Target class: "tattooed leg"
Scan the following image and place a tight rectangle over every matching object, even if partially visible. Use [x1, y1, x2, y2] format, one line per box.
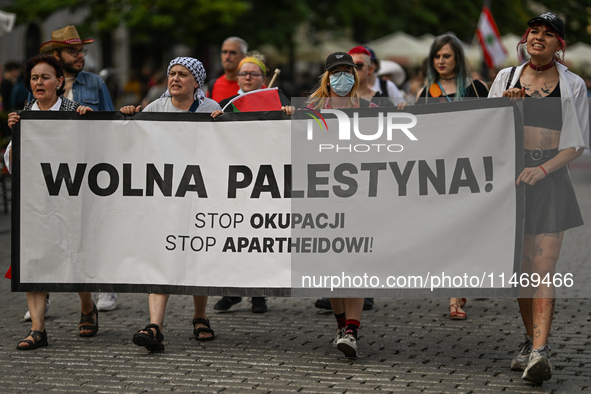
[531, 232, 563, 348]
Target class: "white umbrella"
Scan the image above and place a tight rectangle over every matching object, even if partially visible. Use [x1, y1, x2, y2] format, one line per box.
[0, 10, 16, 36]
[376, 60, 406, 86]
[566, 42, 591, 74]
[365, 31, 429, 66]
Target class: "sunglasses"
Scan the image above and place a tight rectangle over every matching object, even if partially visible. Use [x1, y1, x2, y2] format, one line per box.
[355, 62, 367, 70]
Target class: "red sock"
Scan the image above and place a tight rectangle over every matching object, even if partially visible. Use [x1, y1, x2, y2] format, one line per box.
[345, 319, 360, 339]
[334, 312, 346, 329]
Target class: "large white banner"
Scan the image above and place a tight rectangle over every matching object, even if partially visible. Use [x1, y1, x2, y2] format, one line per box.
[12, 101, 523, 297]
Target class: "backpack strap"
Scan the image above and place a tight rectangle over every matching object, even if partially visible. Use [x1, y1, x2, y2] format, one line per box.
[505, 67, 516, 91]
[207, 78, 217, 99]
[379, 79, 389, 97]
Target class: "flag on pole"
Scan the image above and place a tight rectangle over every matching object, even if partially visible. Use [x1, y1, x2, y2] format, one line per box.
[477, 7, 507, 68]
[222, 88, 282, 113]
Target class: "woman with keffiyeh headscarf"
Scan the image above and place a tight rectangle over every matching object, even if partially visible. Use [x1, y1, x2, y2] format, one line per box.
[121, 57, 220, 114]
[120, 57, 219, 351]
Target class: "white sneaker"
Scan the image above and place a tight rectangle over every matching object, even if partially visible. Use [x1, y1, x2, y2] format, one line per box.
[336, 333, 358, 358]
[332, 327, 346, 348]
[97, 293, 118, 311]
[24, 298, 50, 321]
[522, 345, 552, 384]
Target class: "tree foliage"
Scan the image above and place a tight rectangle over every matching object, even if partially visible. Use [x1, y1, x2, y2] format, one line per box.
[7, 0, 591, 60]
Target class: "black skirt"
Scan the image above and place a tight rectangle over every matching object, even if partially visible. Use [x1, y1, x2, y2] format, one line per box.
[523, 149, 584, 234]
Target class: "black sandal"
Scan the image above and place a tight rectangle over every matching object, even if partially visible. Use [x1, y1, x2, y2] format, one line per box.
[17, 329, 48, 350]
[193, 318, 215, 342]
[132, 323, 164, 351]
[79, 303, 99, 337]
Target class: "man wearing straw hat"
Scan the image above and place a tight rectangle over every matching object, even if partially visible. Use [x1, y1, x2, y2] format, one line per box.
[38, 25, 114, 112]
[35, 25, 117, 314]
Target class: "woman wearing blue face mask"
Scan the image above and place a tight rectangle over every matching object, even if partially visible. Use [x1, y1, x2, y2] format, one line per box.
[306, 52, 377, 360]
[307, 52, 378, 110]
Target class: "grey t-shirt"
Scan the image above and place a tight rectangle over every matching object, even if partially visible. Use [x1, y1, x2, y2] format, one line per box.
[143, 96, 221, 113]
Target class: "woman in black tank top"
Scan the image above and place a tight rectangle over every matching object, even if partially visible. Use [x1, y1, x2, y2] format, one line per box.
[490, 12, 586, 384]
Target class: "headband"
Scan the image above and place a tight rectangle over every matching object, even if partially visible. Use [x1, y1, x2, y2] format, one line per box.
[238, 57, 267, 75]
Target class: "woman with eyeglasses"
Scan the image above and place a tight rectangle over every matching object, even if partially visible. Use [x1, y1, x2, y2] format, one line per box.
[488, 13, 587, 384]
[4, 55, 93, 350]
[416, 33, 488, 105]
[210, 53, 291, 119]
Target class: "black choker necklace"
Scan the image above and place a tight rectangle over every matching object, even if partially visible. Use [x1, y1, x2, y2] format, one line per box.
[529, 60, 555, 73]
[440, 76, 455, 81]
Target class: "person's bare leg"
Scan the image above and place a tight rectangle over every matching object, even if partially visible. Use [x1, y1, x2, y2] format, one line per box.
[530, 232, 562, 349]
[136, 294, 170, 336]
[329, 298, 345, 315]
[192, 295, 212, 339]
[18, 292, 48, 347]
[344, 298, 363, 321]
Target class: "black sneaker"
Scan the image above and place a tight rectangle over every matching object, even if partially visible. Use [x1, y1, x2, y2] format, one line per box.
[314, 298, 332, 310]
[213, 296, 242, 311]
[363, 298, 374, 311]
[251, 297, 268, 313]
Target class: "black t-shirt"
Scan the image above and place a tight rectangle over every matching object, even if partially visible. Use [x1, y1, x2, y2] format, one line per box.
[415, 79, 489, 105]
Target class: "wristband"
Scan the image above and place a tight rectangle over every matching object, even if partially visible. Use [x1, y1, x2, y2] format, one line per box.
[539, 165, 547, 177]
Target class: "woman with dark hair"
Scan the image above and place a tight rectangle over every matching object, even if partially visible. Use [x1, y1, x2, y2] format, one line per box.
[416, 33, 488, 104]
[121, 57, 220, 351]
[489, 13, 588, 384]
[4, 54, 94, 350]
[417, 33, 489, 320]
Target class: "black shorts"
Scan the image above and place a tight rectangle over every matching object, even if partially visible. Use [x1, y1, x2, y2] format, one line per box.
[523, 149, 584, 234]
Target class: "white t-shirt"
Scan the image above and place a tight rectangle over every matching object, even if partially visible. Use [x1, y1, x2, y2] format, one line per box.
[371, 78, 405, 105]
[143, 97, 221, 113]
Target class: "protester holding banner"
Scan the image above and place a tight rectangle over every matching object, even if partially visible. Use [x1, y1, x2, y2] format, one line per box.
[4, 55, 94, 350]
[211, 52, 291, 119]
[414, 33, 489, 319]
[415, 33, 488, 104]
[121, 57, 217, 351]
[122, 57, 220, 115]
[210, 53, 290, 313]
[305, 52, 378, 358]
[488, 12, 588, 385]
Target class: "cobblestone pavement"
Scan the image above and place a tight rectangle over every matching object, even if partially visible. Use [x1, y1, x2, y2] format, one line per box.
[1, 156, 590, 393]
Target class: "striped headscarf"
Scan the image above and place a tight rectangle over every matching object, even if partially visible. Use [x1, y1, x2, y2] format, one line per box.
[161, 57, 206, 104]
